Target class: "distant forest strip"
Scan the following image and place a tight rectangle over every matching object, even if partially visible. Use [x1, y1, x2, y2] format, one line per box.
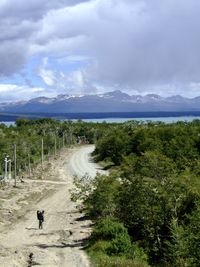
[0, 118, 110, 178]
[73, 119, 200, 267]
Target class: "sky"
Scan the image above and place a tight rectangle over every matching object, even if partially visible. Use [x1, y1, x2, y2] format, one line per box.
[1, 0, 200, 101]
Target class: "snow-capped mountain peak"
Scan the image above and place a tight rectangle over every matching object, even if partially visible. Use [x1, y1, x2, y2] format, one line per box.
[0, 90, 200, 113]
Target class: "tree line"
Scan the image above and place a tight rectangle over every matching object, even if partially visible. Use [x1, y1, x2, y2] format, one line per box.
[0, 118, 110, 180]
[74, 119, 200, 266]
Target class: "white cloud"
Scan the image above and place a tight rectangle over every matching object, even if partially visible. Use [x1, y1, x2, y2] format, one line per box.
[57, 55, 91, 64]
[31, 0, 200, 96]
[1, 0, 200, 97]
[67, 70, 85, 88]
[38, 57, 57, 87]
[0, 84, 45, 101]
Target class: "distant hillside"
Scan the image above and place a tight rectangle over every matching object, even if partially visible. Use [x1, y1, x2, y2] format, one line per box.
[1, 90, 200, 113]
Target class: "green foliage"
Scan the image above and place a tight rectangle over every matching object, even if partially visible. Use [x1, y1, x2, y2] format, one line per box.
[87, 218, 149, 265]
[88, 251, 149, 267]
[95, 130, 129, 165]
[84, 175, 120, 218]
[0, 118, 114, 177]
[106, 233, 132, 255]
[91, 218, 129, 242]
[167, 218, 189, 267]
[180, 203, 200, 266]
[73, 119, 200, 266]
[129, 243, 148, 262]
[89, 240, 111, 254]
[70, 174, 94, 203]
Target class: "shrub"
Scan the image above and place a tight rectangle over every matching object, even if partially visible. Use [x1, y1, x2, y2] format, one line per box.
[89, 240, 111, 254]
[107, 233, 132, 255]
[128, 243, 148, 262]
[91, 218, 128, 242]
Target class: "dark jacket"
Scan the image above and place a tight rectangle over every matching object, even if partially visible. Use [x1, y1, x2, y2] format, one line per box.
[37, 211, 44, 221]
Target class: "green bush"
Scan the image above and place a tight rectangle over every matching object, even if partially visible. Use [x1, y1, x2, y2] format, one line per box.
[128, 243, 148, 262]
[89, 240, 111, 254]
[91, 218, 128, 242]
[88, 218, 148, 261]
[107, 233, 132, 255]
[85, 176, 120, 218]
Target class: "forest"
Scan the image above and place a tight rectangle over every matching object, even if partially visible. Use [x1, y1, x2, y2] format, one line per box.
[1, 118, 200, 266]
[0, 118, 108, 179]
[73, 119, 200, 267]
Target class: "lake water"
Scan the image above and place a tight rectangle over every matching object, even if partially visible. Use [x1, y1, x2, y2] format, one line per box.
[75, 116, 200, 123]
[1, 116, 200, 125]
[1, 121, 15, 126]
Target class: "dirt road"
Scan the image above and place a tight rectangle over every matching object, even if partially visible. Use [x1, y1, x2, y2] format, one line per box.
[0, 145, 102, 267]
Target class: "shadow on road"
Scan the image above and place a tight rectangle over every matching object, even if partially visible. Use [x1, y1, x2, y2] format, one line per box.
[75, 215, 90, 222]
[35, 237, 89, 249]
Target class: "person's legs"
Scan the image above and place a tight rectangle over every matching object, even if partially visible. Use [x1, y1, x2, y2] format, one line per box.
[39, 220, 43, 229]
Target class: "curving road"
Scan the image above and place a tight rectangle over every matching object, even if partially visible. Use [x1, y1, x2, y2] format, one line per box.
[68, 145, 106, 178]
[0, 145, 105, 267]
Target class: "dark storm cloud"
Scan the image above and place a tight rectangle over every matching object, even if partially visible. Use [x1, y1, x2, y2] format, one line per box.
[0, 0, 89, 20]
[90, 0, 200, 87]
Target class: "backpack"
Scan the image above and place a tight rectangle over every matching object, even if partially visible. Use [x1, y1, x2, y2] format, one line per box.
[37, 211, 44, 221]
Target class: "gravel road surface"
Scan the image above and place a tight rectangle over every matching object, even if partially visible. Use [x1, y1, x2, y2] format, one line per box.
[0, 145, 102, 267]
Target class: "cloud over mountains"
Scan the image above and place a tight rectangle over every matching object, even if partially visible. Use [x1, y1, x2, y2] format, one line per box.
[1, 0, 200, 99]
[2, 90, 200, 113]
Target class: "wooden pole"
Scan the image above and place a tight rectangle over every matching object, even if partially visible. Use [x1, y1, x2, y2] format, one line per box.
[4, 156, 7, 180]
[41, 138, 44, 169]
[63, 133, 65, 148]
[14, 145, 17, 187]
[28, 153, 31, 178]
[54, 137, 57, 157]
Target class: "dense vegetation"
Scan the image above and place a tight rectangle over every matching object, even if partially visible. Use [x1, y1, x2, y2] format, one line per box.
[2, 118, 200, 266]
[0, 118, 109, 179]
[74, 120, 200, 266]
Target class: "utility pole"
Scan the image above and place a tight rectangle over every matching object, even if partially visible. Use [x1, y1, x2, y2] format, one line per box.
[8, 159, 11, 179]
[41, 138, 44, 169]
[70, 128, 73, 145]
[58, 139, 60, 150]
[68, 128, 72, 145]
[54, 136, 57, 157]
[58, 139, 61, 155]
[4, 155, 8, 180]
[48, 147, 50, 161]
[28, 152, 31, 178]
[14, 145, 17, 186]
[63, 132, 65, 148]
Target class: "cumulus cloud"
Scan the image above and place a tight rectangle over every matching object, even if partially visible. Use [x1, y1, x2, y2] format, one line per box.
[0, 84, 45, 101]
[30, 0, 200, 92]
[65, 69, 98, 94]
[38, 57, 57, 87]
[1, 0, 200, 97]
[36, 56, 89, 96]
[0, 0, 90, 77]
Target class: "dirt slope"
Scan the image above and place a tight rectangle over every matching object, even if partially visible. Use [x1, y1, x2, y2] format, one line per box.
[0, 145, 102, 267]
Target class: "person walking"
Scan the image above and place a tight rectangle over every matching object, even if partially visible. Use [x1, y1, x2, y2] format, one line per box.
[37, 210, 44, 229]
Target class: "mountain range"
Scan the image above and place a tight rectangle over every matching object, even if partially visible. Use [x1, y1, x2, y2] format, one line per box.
[1, 90, 200, 113]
